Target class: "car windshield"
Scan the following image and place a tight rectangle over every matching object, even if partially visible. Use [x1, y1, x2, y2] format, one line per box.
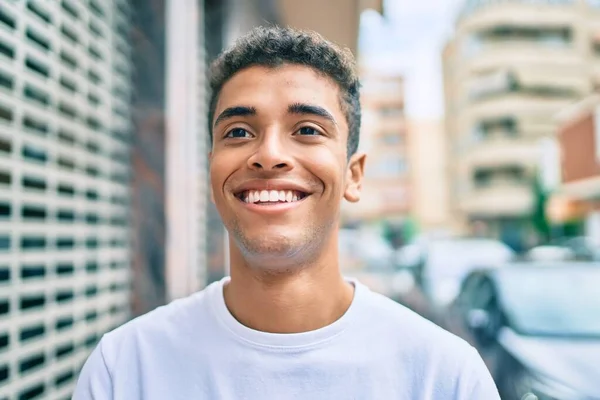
[498, 267, 600, 337]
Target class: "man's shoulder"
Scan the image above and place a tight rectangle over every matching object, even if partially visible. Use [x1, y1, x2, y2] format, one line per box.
[102, 283, 216, 352]
[358, 284, 473, 358]
[357, 286, 497, 397]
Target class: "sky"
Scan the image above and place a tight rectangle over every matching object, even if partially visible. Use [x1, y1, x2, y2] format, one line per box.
[358, 0, 464, 118]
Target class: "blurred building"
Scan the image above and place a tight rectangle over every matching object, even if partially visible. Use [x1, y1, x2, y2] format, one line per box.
[443, 0, 600, 249]
[555, 94, 600, 242]
[407, 119, 451, 234]
[341, 69, 409, 237]
[0, 1, 133, 398]
[130, 0, 208, 315]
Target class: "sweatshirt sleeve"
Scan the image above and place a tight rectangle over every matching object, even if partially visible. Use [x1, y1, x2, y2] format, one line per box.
[72, 338, 114, 400]
[459, 346, 501, 400]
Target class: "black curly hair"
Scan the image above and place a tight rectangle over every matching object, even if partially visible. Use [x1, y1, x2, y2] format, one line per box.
[208, 25, 361, 156]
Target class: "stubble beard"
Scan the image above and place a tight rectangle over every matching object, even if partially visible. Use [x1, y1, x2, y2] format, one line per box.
[229, 218, 335, 274]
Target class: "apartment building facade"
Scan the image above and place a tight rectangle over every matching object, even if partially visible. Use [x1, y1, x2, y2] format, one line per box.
[443, 0, 600, 248]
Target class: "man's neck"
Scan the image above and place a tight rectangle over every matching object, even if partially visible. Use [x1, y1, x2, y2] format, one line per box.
[223, 250, 354, 334]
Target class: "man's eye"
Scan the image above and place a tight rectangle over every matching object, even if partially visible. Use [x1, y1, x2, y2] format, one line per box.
[297, 127, 320, 136]
[225, 128, 250, 138]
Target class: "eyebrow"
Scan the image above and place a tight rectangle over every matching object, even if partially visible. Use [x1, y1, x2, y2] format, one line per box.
[288, 103, 337, 126]
[213, 106, 256, 127]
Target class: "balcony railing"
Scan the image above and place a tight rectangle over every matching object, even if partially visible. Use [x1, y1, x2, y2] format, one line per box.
[459, 179, 534, 217]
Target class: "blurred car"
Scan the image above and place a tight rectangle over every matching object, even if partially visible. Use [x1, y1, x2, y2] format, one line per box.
[339, 229, 395, 271]
[525, 245, 575, 262]
[394, 232, 453, 270]
[451, 263, 600, 400]
[555, 236, 600, 261]
[398, 238, 515, 308]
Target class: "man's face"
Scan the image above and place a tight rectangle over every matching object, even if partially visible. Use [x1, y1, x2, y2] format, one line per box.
[210, 64, 365, 267]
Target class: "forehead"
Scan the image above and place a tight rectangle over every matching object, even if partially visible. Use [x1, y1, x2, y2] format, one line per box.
[215, 64, 344, 120]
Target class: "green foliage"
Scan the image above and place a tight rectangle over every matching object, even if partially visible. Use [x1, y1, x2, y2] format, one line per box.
[531, 173, 551, 242]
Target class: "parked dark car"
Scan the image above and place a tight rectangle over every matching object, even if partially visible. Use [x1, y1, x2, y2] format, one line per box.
[396, 238, 515, 308]
[447, 263, 600, 400]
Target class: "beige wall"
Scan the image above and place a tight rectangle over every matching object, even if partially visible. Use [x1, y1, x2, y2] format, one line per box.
[275, 0, 383, 55]
[407, 119, 452, 232]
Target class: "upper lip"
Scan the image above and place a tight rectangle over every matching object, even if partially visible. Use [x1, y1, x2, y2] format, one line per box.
[232, 179, 314, 195]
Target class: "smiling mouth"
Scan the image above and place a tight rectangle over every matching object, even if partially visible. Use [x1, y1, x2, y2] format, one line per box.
[236, 189, 309, 204]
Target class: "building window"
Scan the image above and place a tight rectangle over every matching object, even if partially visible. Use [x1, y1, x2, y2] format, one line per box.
[55, 290, 74, 303]
[55, 342, 75, 359]
[55, 369, 75, 387]
[0, 266, 9, 282]
[57, 183, 76, 197]
[0, 202, 10, 218]
[378, 106, 403, 118]
[22, 115, 48, 135]
[25, 57, 50, 78]
[0, 136, 11, 153]
[55, 316, 74, 331]
[21, 265, 45, 280]
[22, 205, 47, 220]
[20, 294, 45, 311]
[0, 235, 10, 250]
[0, 332, 9, 350]
[473, 166, 527, 188]
[20, 324, 46, 342]
[478, 117, 517, 139]
[56, 262, 74, 276]
[380, 133, 403, 145]
[479, 25, 572, 48]
[61, 0, 79, 19]
[0, 8, 16, 30]
[0, 364, 8, 384]
[56, 237, 76, 249]
[22, 176, 47, 191]
[22, 144, 48, 163]
[366, 157, 407, 179]
[18, 382, 45, 400]
[21, 236, 46, 250]
[0, 299, 9, 315]
[27, 1, 52, 24]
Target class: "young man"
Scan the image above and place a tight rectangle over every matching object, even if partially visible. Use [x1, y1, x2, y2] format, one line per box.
[74, 26, 500, 399]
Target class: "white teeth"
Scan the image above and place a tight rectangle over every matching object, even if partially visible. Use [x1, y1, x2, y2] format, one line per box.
[260, 190, 269, 202]
[242, 189, 305, 203]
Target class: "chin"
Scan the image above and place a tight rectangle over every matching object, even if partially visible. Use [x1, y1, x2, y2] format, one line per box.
[239, 232, 298, 256]
[232, 229, 315, 268]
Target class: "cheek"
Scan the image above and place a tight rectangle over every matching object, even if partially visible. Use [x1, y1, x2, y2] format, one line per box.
[209, 156, 230, 198]
[304, 155, 347, 197]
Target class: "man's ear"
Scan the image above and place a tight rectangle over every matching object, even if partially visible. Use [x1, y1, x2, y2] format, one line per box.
[208, 152, 215, 203]
[344, 152, 366, 203]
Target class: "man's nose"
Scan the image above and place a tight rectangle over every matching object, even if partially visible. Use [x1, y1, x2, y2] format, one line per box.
[247, 131, 293, 171]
